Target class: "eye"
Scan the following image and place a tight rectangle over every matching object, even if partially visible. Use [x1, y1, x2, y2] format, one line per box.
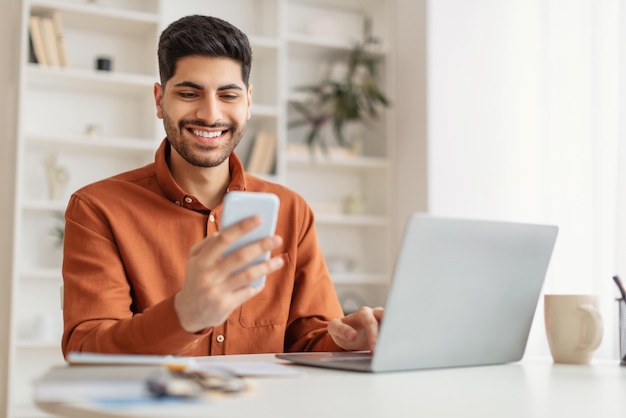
[178, 91, 198, 99]
[220, 92, 240, 101]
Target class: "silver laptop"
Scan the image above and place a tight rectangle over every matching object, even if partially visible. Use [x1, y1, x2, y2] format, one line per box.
[276, 213, 558, 372]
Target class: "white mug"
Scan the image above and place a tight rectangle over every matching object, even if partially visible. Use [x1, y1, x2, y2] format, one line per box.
[544, 294, 603, 364]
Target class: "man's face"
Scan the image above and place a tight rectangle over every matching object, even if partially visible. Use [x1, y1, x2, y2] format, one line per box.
[154, 55, 252, 168]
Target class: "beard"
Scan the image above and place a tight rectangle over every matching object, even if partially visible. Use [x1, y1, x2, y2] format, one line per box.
[162, 110, 246, 168]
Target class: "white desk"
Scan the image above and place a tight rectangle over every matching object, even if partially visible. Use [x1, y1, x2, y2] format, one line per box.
[37, 354, 626, 418]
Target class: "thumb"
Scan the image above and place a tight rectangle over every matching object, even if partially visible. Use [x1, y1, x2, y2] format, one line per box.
[328, 318, 358, 342]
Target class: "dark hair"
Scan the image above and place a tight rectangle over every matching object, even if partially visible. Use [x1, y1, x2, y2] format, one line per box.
[157, 15, 252, 87]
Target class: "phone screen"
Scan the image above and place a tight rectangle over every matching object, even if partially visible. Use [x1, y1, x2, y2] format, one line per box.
[221, 192, 280, 287]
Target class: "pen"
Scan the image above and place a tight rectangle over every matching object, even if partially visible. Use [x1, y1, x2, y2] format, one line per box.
[612, 275, 626, 301]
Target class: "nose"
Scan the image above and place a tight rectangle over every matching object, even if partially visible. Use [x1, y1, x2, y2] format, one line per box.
[196, 96, 224, 124]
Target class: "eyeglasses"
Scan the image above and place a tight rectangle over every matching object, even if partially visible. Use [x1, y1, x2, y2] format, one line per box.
[147, 366, 246, 398]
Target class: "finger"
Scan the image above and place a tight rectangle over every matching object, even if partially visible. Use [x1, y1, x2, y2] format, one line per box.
[192, 215, 262, 261]
[219, 235, 283, 278]
[352, 307, 380, 351]
[372, 306, 384, 322]
[195, 280, 266, 330]
[220, 255, 284, 307]
[208, 255, 282, 317]
[227, 254, 285, 290]
[188, 216, 265, 276]
[366, 326, 379, 352]
[218, 215, 262, 242]
[328, 318, 358, 342]
[224, 279, 266, 310]
[366, 316, 380, 351]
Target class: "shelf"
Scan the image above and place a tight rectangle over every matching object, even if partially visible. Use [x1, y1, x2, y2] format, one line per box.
[249, 35, 281, 51]
[288, 32, 353, 51]
[286, 152, 388, 170]
[287, 33, 386, 59]
[289, 0, 380, 12]
[15, 339, 61, 350]
[25, 132, 156, 154]
[20, 267, 62, 281]
[251, 104, 280, 117]
[22, 200, 67, 213]
[26, 64, 154, 95]
[22, 199, 67, 216]
[30, 0, 159, 35]
[331, 273, 388, 285]
[315, 213, 388, 226]
[287, 34, 353, 61]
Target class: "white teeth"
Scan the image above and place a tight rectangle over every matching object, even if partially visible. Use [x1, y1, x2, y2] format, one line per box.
[193, 129, 222, 138]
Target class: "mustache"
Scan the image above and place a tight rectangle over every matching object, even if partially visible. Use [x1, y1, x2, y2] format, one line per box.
[179, 119, 234, 131]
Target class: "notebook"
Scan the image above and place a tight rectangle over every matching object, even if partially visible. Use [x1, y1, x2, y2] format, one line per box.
[276, 213, 558, 372]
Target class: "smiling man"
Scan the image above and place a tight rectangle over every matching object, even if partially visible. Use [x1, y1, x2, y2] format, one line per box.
[61, 15, 383, 358]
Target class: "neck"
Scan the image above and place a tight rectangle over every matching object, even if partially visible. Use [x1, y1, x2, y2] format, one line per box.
[168, 153, 231, 210]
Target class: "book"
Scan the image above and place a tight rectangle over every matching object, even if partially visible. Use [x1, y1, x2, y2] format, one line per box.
[66, 351, 195, 368]
[27, 31, 37, 64]
[40, 16, 60, 67]
[28, 16, 47, 66]
[246, 132, 276, 175]
[34, 365, 162, 402]
[51, 12, 68, 67]
[66, 351, 301, 377]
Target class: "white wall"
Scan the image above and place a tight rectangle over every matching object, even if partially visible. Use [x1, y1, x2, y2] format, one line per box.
[0, 0, 22, 413]
[428, 0, 549, 223]
[427, 0, 623, 358]
[392, 0, 428, 248]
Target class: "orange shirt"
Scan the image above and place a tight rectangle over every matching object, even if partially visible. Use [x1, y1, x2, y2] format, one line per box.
[61, 139, 343, 357]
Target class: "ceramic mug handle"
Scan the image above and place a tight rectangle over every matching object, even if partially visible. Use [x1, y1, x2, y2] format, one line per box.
[577, 304, 603, 351]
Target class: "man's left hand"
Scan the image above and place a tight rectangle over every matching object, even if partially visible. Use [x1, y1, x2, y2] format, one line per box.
[327, 306, 384, 352]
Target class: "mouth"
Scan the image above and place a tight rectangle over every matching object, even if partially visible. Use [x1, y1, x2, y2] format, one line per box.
[187, 126, 228, 144]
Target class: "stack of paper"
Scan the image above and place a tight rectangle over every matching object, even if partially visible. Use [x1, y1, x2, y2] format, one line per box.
[34, 365, 161, 402]
[35, 352, 302, 403]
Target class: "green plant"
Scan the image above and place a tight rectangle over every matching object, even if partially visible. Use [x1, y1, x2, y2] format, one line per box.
[288, 17, 390, 151]
[50, 213, 64, 247]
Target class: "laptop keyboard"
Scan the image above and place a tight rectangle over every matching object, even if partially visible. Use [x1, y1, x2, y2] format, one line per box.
[320, 352, 373, 363]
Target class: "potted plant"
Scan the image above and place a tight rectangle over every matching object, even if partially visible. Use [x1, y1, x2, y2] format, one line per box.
[288, 17, 390, 154]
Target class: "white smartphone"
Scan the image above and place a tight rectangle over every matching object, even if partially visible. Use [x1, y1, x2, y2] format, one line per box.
[221, 191, 280, 287]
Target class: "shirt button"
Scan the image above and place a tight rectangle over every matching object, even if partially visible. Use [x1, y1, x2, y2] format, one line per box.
[174, 201, 181, 206]
[216, 334, 225, 343]
[184, 196, 193, 204]
[209, 214, 215, 222]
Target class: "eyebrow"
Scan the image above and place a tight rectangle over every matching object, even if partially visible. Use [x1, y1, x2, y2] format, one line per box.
[173, 81, 244, 91]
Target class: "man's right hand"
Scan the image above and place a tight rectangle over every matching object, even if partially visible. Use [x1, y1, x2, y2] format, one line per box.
[174, 215, 284, 333]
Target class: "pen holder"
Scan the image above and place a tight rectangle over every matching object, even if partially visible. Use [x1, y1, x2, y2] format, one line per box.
[617, 299, 626, 366]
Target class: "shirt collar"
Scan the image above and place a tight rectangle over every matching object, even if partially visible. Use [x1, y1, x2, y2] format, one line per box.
[154, 138, 247, 210]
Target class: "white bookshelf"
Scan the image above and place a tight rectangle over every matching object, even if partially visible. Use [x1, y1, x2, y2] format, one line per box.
[6, 1, 161, 416]
[282, 0, 393, 307]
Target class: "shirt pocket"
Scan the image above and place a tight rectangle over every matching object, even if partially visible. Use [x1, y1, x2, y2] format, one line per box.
[239, 253, 293, 328]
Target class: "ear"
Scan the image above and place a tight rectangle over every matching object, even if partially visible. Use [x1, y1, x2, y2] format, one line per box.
[246, 84, 253, 120]
[154, 82, 164, 119]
